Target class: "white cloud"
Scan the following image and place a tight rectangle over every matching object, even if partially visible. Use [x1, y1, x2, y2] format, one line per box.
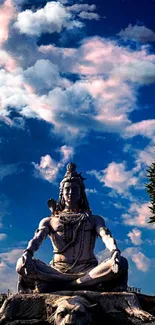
[122, 202, 154, 229]
[113, 61, 155, 84]
[58, 0, 69, 3]
[0, 0, 16, 47]
[89, 162, 137, 194]
[0, 249, 23, 293]
[0, 49, 17, 72]
[123, 247, 151, 272]
[120, 142, 155, 192]
[124, 120, 155, 139]
[0, 30, 154, 141]
[0, 248, 23, 264]
[0, 163, 18, 180]
[33, 155, 61, 183]
[0, 196, 10, 228]
[33, 145, 74, 182]
[59, 145, 74, 164]
[23, 59, 71, 92]
[70, 36, 155, 85]
[133, 143, 155, 179]
[127, 228, 142, 245]
[136, 145, 155, 167]
[85, 188, 97, 194]
[36, 38, 155, 139]
[1, 6, 155, 142]
[38, 36, 155, 86]
[0, 261, 17, 293]
[113, 202, 124, 209]
[78, 11, 100, 20]
[96, 248, 110, 263]
[14, 1, 83, 36]
[0, 233, 7, 240]
[118, 24, 155, 43]
[67, 4, 96, 13]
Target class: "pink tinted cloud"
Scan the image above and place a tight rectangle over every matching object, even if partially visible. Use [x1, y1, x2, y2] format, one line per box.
[39, 39, 155, 77]
[72, 37, 155, 82]
[82, 77, 135, 125]
[89, 161, 137, 194]
[33, 146, 73, 182]
[25, 94, 53, 124]
[59, 145, 74, 163]
[23, 82, 35, 95]
[0, 1, 17, 73]
[123, 247, 151, 272]
[22, 82, 56, 124]
[81, 38, 114, 65]
[1, 28, 155, 140]
[33, 154, 61, 183]
[127, 228, 142, 245]
[39, 44, 58, 53]
[0, 0, 15, 47]
[39, 44, 76, 57]
[136, 144, 155, 167]
[0, 115, 13, 126]
[0, 50, 17, 72]
[38, 39, 155, 133]
[124, 119, 155, 139]
[38, 40, 136, 128]
[38, 38, 155, 132]
[122, 202, 155, 229]
[101, 162, 137, 193]
[0, 68, 55, 125]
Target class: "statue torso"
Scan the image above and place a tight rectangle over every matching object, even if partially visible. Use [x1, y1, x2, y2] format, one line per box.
[48, 211, 98, 273]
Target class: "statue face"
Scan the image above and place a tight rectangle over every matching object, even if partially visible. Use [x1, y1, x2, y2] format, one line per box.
[63, 181, 81, 208]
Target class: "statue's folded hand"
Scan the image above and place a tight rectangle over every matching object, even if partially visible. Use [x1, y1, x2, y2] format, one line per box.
[22, 251, 32, 265]
[21, 250, 34, 276]
[16, 250, 34, 277]
[111, 250, 121, 274]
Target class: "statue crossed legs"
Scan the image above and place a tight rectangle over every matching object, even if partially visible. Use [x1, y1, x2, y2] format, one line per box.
[16, 163, 128, 293]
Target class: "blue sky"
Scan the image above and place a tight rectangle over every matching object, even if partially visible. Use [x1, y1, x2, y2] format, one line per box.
[0, 0, 155, 294]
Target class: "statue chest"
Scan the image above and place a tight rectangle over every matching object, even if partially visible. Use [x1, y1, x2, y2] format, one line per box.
[49, 213, 95, 245]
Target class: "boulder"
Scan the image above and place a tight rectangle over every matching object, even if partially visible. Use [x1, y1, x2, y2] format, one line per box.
[0, 291, 155, 325]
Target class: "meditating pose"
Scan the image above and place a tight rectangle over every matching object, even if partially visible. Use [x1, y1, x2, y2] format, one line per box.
[16, 163, 128, 293]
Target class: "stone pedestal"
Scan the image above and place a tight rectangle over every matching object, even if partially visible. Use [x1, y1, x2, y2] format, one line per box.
[0, 291, 155, 325]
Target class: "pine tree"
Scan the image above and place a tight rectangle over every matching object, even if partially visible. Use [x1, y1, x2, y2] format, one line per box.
[146, 160, 155, 223]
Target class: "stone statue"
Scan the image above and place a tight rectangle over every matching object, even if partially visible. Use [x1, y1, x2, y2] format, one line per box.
[16, 163, 128, 293]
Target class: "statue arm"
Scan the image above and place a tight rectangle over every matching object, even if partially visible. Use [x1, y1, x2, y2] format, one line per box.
[25, 217, 50, 255]
[95, 215, 120, 253]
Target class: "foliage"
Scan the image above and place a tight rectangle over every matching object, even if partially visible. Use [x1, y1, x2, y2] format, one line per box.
[146, 160, 155, 223]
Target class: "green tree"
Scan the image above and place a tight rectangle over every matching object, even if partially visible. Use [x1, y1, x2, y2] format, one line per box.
[146, 159, 155, 223]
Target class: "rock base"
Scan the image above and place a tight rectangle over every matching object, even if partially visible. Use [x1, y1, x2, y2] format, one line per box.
[0, 291, 155, 325]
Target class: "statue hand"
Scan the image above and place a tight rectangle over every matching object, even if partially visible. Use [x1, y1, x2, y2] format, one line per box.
[47, 198, 56, 212]
[111, 250, 121, 274]
[21, 250, 34, 276]
[22, 250, 33, 267]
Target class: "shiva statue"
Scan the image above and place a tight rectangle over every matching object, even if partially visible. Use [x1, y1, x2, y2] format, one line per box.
[16, 163, 128, 293]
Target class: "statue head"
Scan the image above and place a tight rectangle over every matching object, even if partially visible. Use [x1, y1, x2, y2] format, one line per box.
[50, 296, 96, 325]
[48, 163, 90, 213]
[58, 163, 90, 212]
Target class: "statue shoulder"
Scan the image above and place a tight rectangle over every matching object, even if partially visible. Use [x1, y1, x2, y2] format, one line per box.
[92, 214, 106, 227]
[38, 217, 51, 229]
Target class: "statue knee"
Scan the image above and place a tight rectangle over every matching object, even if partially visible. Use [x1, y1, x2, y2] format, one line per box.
[16, 257, 25, 275]
[120, 256, 128, 272]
